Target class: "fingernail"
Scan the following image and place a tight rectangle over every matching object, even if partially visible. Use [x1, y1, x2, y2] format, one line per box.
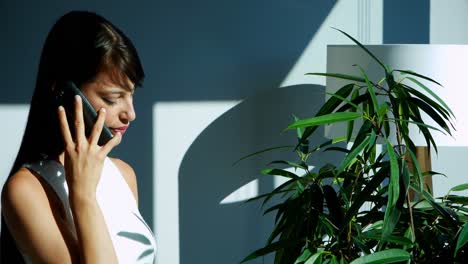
[75, 95, 81, 101]
[58, 106, 64, 112]
[101, 108, 106, 113]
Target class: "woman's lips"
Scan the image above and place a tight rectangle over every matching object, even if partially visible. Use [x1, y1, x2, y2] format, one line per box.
[111, 126, 129, 135]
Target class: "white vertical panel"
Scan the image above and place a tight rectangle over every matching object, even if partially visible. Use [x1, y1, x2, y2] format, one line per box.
[153, 101, 239, 264]
[0, 105, 29, 230]
[430, 0, 468, 44]
[430, 0, 468, 196]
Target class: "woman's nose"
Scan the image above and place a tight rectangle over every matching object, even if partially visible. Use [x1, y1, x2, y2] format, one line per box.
[120, 99, 136, 124]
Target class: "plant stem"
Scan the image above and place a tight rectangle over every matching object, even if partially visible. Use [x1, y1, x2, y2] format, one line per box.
[406, 194, 416, 242]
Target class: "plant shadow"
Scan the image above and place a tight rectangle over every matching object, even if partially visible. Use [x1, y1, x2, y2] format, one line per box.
[178, 84, 345, 263]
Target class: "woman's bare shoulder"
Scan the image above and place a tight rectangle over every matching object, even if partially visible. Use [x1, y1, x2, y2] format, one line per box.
[2, 167, 45, 206]
[2, 167, 78, 263]
[109, 157, 138, 205]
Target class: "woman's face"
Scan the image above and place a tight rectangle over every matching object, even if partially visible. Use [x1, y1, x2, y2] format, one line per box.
[80, 71, 136, 136]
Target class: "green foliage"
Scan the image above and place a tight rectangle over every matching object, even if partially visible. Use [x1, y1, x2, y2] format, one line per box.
[240, 29, 468, 263]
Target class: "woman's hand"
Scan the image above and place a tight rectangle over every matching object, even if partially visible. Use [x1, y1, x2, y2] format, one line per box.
[56, 95, 121, 263]
[58, 95, 122, 200]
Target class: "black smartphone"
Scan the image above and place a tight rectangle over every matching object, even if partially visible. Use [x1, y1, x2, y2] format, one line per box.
[55, 81, 114, 145]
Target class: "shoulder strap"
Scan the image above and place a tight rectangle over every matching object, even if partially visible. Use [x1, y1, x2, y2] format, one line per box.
[22, 160, 76, 233]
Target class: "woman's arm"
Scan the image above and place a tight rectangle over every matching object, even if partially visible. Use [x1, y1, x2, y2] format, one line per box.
[68, 188, 117, 263]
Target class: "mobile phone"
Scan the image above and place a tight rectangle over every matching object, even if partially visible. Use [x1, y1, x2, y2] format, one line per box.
[55, 81, 114, 145]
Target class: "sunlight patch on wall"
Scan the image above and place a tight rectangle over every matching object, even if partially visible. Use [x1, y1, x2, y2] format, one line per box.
[220, 179, 259, 204]
[280, 0, 383, 87]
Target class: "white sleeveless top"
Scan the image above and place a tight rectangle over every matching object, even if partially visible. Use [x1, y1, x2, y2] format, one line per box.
[21, 157, 156, 263]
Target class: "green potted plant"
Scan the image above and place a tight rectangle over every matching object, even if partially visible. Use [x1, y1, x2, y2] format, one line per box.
[239, 29, 468, 264]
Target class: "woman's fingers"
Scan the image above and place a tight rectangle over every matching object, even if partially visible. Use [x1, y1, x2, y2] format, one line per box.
[74, 95, 86, 142]
[100, 132, 122, 155]
[57, 106, 74, 146]
[89, 108, 106, 145]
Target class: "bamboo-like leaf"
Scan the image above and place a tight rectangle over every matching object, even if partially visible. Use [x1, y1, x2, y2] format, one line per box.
[349, 249, 410, 264]
[347, 115, 355, 143]
[385, 138, 399, 207]
[269, 160, 308, 170]
[405, 76, 454, 117]
[267, 217, 289, 244]
[261, 168, 300, 179]
[450, 183, 468, 192]
[338, 135, 370, 173]
[404, 226, 415, 245]
[309, 137, 347, 153]
[263, 203, 283, 215]
[332, 27, 387, 71]
[401, 159, 411, 201]
[233, 145, 294, 165]
[380, 138, 401, 243]
[422, 170, 447, 178]
[380, 206, 401, 245]
[316, 84, 355, 116]
[240, 239, 300, 263]
[306, 72, 365, 83]
[295, 249, 313, 264]
[305, 251, 323, 264]
[366, 129, 377, 152]
[455, 222, 468, 256]
[336, 93, 371, 112]
[408, 97, 451, 135]
[419, 188, 459, 225]
[377, 102, 389, 124]
[243, 187, 292, 205]
[349, 120, 373, 153]
[288, 112, 362, 129]
[293, 115, 305, 139]
[405, 109, 439, 153]
[343, 164, 388, 225]
[347, 89, 360, 142]
[444, 195, 468, 205]
[386, 118, 446, 134]
[404, 101, 438, 153]
[324, 147, 350, 153]
[383, 113, 390, 138]
[253, 178, 295, 207]
[331, 255, 339, 264]
[395, 69, 443, 86]
[404, 84, 452, 121]
[361, 231, 413, 247]
[297, 84, 355, 148]
[325, 91, 363, 113]
[353, 237, 371, 255]
[323, 185, 344, 228]
[356, 65, 380, 115]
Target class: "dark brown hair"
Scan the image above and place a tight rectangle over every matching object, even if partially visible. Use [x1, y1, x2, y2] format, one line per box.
[0, 11, 145, 262]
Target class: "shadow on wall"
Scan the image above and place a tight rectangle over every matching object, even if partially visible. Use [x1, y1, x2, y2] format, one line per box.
[178, 84, 345, 264]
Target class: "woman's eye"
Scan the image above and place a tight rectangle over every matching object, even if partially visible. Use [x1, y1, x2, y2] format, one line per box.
[103, 98, 117, 105]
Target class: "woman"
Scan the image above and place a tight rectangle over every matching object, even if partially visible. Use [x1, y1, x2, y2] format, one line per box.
[0, 11, 156, 263]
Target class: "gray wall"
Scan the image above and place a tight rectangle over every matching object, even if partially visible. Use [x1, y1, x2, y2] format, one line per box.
[1, 0, 334, 223]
